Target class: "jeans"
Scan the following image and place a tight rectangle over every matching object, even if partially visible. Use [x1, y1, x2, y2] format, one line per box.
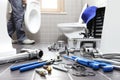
[7, 0, 27, 41]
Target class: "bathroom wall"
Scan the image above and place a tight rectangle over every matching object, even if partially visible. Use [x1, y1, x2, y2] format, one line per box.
[82, 0, 107, 7]
[27, 0, 82, 43]
[100, 0, 120, 53]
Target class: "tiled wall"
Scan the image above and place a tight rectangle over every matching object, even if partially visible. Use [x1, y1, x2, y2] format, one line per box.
[8, 0, 107, 44]
[82, 0, 107, 7]
[27, 0, 82, 43]
[100, 0, 120, 53]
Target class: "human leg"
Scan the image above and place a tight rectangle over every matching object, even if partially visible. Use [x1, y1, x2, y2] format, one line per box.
[7, 12, 16, 38]
[8, 0, 35, 44]
[8, 0, 26, 41]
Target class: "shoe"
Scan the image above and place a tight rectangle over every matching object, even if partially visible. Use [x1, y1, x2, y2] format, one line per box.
[12, 40, 18, 44]
[20, 39, 35, 45]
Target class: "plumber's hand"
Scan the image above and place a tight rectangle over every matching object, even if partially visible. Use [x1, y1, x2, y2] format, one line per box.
[22, 0, 27, 4]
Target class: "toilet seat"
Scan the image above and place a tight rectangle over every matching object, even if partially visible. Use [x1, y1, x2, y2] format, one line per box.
[24, 0, 41, 34]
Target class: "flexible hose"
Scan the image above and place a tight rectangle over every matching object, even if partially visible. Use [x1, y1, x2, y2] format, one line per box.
[94, 58, 120, 66]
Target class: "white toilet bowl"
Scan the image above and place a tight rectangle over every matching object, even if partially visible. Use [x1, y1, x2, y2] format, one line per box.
[24, 0, 41, 34]
[57, 23, 86, 33]
[57, 3, 88, 34]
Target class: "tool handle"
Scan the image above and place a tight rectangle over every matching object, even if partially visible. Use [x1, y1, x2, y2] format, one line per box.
[53, 65, 68, 72]
[20, 62, 47, 72]
[114, 65, 120, 70]
[63, 56, 75, 60]
[10, 61, 39, 71]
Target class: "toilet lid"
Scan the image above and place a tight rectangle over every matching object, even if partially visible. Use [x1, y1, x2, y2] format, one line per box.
[24, 2, 41, 34]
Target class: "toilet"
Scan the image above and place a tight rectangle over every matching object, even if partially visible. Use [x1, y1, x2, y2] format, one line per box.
[57, 23, 86, 33]
[24, 0, 41, 34]
[57, 3, 88, 34]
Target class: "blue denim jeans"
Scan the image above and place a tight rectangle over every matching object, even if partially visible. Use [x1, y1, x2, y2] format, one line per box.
[7, 0, 27, 41]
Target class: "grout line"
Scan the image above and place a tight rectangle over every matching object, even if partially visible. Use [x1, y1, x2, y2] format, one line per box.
[67, 72, 74, 80]
[0, 63, 15, 76]
[98, 71, 112, 80]
[31, 71, 36, 80]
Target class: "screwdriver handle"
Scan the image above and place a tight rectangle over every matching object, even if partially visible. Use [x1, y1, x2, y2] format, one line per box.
[20, 62, 47, 72]
[10, 61, 39, 71]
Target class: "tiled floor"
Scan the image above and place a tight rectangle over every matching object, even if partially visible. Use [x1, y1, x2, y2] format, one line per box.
[0, 42, 120, 80]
